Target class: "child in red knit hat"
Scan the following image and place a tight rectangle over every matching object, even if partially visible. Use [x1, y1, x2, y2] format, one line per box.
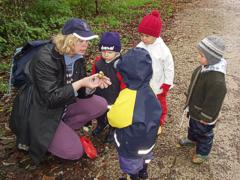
[137, 10, 174, 134]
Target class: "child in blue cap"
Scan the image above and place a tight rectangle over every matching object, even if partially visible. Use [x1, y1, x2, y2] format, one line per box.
[92, 32, 125, 142]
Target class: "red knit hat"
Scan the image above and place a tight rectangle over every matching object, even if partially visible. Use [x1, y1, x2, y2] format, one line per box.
[138, 10, 162, 37]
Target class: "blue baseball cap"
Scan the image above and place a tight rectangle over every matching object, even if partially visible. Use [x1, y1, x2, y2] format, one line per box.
[62, 18, 98, 40]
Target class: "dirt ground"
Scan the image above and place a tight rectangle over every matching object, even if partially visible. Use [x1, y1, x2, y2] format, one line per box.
[153, 0, 240, 179]
[0, 0, 240, 179]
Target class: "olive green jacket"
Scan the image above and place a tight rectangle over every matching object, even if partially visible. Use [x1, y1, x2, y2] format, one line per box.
[184, 65, 227, 123]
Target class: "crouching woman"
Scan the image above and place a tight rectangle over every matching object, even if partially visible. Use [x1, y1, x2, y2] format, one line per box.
[9, 18, 111, 165]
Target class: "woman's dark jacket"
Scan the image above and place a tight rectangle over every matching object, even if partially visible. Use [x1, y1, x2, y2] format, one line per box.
[9, 44, 88, 164]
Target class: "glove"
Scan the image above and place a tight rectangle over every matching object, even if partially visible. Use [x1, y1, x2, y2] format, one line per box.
[160, 84, 171, 96]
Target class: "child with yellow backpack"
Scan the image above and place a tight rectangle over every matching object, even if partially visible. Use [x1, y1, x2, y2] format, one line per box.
[107, 47, 162, 180]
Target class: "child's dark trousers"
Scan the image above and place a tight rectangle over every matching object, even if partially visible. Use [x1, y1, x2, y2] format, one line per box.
[188, 118, 215, 155]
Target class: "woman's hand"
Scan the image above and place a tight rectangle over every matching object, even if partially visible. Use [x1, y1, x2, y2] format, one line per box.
[72, 74, 111, 91]
[85, 74, 112, 89]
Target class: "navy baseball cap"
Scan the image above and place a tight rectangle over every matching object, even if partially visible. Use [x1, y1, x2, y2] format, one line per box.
[62, 18, 98, 40]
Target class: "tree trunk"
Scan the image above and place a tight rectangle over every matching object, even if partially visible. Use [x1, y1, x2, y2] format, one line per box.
[95, 0, 99, 15]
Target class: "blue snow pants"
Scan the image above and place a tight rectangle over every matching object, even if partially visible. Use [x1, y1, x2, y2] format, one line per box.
[188, 118, 215, 155]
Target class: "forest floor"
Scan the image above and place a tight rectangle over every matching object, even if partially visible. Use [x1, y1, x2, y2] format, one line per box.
[0, 0, 240, 179]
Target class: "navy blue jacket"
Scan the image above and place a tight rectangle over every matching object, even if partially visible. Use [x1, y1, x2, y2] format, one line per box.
[113, 47, 162, 158]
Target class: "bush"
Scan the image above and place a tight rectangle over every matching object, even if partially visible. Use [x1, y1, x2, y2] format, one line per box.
[0, 0, 73, 58]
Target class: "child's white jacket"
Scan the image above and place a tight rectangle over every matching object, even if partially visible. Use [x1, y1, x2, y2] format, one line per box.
[137, 37, 174, 94]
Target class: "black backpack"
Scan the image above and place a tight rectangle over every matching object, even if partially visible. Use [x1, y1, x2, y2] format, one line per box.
[8, 40, 50, 94]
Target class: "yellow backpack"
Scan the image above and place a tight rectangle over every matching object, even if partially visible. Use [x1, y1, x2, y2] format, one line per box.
[107, 88, 137, 128]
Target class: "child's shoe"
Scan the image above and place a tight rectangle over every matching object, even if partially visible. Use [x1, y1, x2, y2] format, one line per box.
[179, 137, 195, 146]
[129, 174, 139, 180]
[138, 163, 148, 179]
[105, 128, 114, 143]
[92, 122, 107, 136]
[192, 154, 208, 164]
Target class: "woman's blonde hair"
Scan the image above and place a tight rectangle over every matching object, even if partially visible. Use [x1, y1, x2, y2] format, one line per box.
[52, 33, 79, 55]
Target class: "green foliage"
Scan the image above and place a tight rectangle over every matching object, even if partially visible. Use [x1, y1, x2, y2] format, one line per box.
[0, 0, 73, 58]
[25, 0, 72, 26]
[0, 0, 169, 58]
[0, 80, 8, 95]
[0, 0, 174, 95]
[166, 4, 174, 17]
[0, 63, 10, 72]
[71, 0, 96, 17]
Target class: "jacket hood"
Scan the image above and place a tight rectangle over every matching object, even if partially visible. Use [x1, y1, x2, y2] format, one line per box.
[116, 47, 152, 90]
[201, 58, 227, 74]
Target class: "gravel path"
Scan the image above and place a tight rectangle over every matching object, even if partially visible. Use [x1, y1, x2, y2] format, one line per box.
[153, 0, 240, 179]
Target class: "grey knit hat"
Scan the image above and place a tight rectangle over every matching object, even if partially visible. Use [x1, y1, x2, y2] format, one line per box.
[197, 35, 225, 65]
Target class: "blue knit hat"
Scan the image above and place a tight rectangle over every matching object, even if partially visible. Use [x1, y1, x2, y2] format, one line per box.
[99, 32, 121, 52]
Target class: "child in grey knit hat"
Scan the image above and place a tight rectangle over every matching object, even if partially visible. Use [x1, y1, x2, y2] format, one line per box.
[179, 35, 227, 164]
